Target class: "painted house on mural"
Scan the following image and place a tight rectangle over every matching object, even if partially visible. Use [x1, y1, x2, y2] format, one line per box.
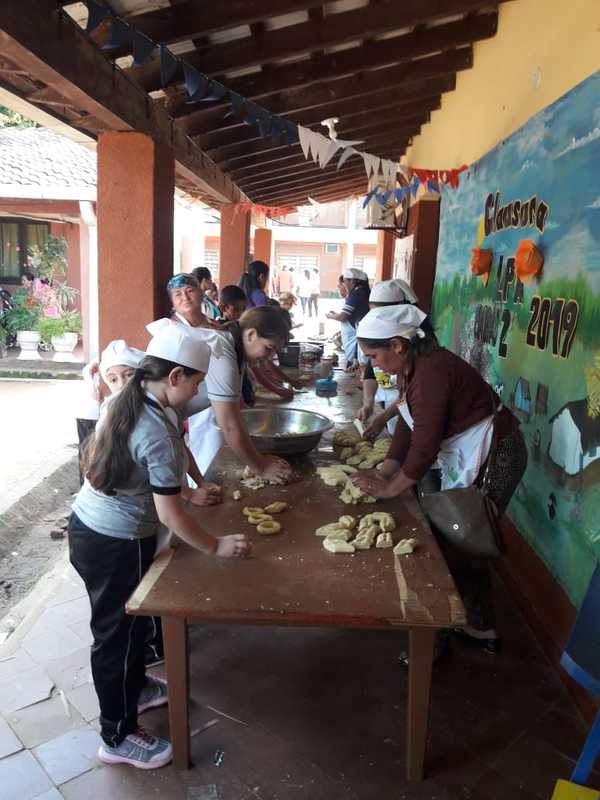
[548, 399, 600, 478]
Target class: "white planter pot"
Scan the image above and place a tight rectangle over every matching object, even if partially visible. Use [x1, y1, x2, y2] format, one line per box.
[16, 330, 42, 360]
[51, 332, 79, 362]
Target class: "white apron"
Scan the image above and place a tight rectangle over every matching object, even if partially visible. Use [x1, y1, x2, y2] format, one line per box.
[374, 369, 400, 435]
[188, 406, 224, 476]
[341, 319, 357, 365]
[397, 403, 494, 490]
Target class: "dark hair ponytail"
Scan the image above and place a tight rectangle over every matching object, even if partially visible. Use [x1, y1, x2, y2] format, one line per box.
[239, 260, 269, 296]
[85, 355, 197, 494]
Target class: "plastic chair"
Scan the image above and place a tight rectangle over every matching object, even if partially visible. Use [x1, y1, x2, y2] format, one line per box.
[560, 563, 600, 786]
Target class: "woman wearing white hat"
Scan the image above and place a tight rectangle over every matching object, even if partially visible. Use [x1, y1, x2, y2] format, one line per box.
[352, 305, 527, 658]
[356, 279, 429, 437]
[326, 267, 370, 368]
[69, 325, 251, 772]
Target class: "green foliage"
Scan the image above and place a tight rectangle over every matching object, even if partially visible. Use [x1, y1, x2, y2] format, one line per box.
[0, 325, 7, 346]
[3, 294, 41, 333]
[28, 234, 67, 283]
[38, 311, 81, 344]
[0, 105, 37, 128]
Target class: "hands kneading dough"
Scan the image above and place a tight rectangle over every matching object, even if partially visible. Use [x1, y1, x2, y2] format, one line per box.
[339, 479, 376, 505]
[316, 464, 357, 487]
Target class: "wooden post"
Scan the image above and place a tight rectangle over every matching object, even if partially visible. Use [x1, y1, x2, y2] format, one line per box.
[407, 198, 440, 313]
[406, 627, 436, 780]
[253, 227, 272, 265]
[163, 616, 190, 769]
[219, 204, 250, 288]
[375, 230, 395, 282]
[97, 132, 174, 350]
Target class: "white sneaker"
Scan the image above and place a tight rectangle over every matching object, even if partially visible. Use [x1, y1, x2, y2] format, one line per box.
[138, 675, 168, 714]
[98, 727, 172, 769]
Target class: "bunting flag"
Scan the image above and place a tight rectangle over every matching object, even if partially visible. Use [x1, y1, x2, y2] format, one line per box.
[103, 17, 131, 49]
[160, 45, 179, 88]
[85, 0, 110, 33]
[182, 62, 208, 101]
[233, 203, 297, 219]
[132, 31, 155, 66]
[80, 0, 467, 201]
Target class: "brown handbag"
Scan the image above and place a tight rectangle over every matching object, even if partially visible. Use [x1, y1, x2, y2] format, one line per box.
[417, 392, 503, 558]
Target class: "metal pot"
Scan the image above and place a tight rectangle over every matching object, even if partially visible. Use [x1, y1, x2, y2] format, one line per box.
[241, 407, 333, 456]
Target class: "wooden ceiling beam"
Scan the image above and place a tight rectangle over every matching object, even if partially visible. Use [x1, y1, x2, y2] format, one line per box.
[239, 160, 372, 191]
[128, 1, 494, 93]
[252, 176, 369, 205]
[192, 73, 452, 140]
[99, 1, 322, 58]
[218, 125, 421, 172]
[209, 110, 429, 164]
[0, 0, 244, 206]
[170, 48, 468, 131]
[241, 164, 366, 196]
[196, 95, 440, 152]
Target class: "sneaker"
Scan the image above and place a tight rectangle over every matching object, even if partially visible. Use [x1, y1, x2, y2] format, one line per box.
[138, 675, 168, 714]
[98, 727, 172, 769]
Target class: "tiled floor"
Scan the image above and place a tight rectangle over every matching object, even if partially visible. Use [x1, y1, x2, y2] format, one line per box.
[0, 555, 598, 800]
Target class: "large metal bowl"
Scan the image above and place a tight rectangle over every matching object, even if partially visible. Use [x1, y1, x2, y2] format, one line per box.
[241, 407, 333, 456]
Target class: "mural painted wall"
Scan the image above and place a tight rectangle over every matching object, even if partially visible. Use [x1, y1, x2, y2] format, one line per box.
[432, 70, 600, 606]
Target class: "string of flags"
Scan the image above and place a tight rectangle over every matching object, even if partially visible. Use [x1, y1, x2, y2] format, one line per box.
[82, 0, 468, 209]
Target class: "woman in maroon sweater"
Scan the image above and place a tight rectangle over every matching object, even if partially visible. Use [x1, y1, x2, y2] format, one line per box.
[353, 305, 527, 655]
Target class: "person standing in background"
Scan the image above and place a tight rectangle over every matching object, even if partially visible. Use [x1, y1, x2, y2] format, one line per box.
[296, 269, 311, 315]
[326, 267, 370, 367]
[192, 267, 221, 321]
[239, 260, 270, 308]
[308, 268, 320, 317]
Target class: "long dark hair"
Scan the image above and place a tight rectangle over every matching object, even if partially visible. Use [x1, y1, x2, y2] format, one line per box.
[357, 330, 439, 397]
[239, 260, 269, 296]
[85, 355, 198, 495]
[222, 305, 290, 352]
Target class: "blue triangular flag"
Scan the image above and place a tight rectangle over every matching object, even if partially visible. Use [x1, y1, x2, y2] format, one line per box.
[285, 121, 298, 146]
[103, 17, 131, 49]
[257, 111, 271, 140]
[160, 45, 179, 88]
[362, 190, 376, 209]
[229, 92, 244, 116]
[132, 31, 155, 66]
[85, 0, 111, 34]
[375, 190, 392, 206]
[411, 177, 420, 197]
[243, 101, 260, 125]
[271, 116, 284, 143]
[197, 80, 227, 102]
[426, 178, 439, 193]
[182, 62, 208, 100]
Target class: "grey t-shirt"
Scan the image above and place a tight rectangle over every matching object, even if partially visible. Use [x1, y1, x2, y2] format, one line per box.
[73, 397, 184, 539]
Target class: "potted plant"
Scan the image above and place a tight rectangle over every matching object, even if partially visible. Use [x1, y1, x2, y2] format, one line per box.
[4, 294, 42, 359]
[28, 235, 81, 361]
[39, 310, 82, 362]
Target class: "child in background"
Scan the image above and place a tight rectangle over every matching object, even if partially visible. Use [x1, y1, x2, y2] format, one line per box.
[75, 340, 145, 485]
[278, 292, 301, 334]
[70, 325, 251, 771]
[218, 284, 248, 323]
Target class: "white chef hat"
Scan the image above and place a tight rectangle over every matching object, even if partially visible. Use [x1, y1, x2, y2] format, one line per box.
[147, 317, 226, 360]
[99, 339, 145, 381]
[357, 304, 428, 340]
[343, 267, 368, 281]
[145, 319, 211, 373]
[370, 278, 418, 305]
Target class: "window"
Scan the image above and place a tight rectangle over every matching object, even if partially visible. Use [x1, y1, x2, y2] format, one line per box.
[277, 254, 318, 271]
[204, 250, 219, 271]
[0, 218, 49, 282]
[324, 243, 339, 254]
[353, 256, 365, 269]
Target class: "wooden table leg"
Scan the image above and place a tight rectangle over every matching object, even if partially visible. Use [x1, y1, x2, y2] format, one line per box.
[406, 626, 436, 781]
[163, 616, 190, 769]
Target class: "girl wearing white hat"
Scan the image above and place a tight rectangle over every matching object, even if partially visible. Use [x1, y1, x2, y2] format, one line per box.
[356, 280, 434, 438]
[326, 267, 370, 368]
[69, 325, 251, 772]
[353, 305, 527, 660]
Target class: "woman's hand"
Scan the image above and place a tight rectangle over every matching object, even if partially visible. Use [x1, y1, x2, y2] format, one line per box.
[357, 404, 373, 423]
[185, 484, 222, 506]
[257, 455, 295, 484]
[363, 412, 387, 441]
[352, 472, 396, 498]
[278, 387, 294, 402]
[216, 534, 252, 558]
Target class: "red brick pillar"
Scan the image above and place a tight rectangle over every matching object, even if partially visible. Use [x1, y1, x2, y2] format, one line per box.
[253, 227, 272, 265]
[375, 230, 395, 282]
[219, 204, 250, 288]
[406, 199, 440, 314]
[97, 132, 174, 350]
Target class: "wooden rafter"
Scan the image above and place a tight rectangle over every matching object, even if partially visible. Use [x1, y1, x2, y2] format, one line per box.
[178, 71, 456, 136]
[0, 0, 245, 206]
[242, 164, 367, 196]
[196, 95, 441, 152]
[252, 175, 369, 205]
[208, 110, 429, 164]
[180, 11, 494, 118]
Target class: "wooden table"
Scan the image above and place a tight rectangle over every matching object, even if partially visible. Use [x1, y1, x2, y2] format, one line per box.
[127, 445, 465, 781]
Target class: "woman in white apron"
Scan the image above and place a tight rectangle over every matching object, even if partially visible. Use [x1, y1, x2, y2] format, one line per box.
[326, 268, 370, 369]
[352, 305, 528, 658]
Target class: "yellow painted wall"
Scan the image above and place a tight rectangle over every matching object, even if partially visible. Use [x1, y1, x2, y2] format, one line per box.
[405, 0, 600, 169]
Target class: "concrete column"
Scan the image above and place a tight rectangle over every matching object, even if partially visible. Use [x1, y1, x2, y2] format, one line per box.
[219, 204, 250, 287]
[253, 227, 272, 265]
[346, 200, 356, 270]
[97, 132, 174, 350]
[375, 230, 395, 282]
[79, 201, 98, 361]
